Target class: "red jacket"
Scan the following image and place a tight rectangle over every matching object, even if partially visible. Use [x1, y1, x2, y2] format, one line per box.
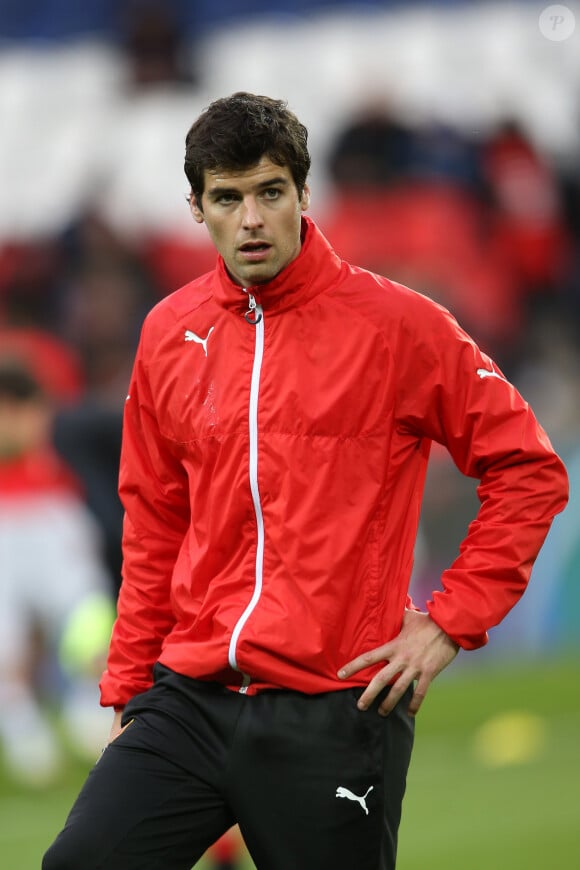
[100, 218, 568, 707]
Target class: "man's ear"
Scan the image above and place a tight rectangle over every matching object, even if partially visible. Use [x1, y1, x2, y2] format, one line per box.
[300, 184, 311, 212]
[189, 195, 205, 224]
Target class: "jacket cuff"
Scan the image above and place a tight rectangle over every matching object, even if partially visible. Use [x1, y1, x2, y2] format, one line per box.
[426, 604, 489, 650]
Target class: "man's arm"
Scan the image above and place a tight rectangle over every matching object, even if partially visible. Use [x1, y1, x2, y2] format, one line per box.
[100, 323, 190, 710]
[340, 298, 568, 714]
[400, 303, 568, 649]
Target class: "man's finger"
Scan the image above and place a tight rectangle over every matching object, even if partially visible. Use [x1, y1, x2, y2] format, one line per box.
[337, 644, 393, 679]
[355, 656, 410, 709]
[407, 689, 426, 717]
[407, 674, 431, 716]
[375, 670, 416, 716]
[355, 670, 391, 710]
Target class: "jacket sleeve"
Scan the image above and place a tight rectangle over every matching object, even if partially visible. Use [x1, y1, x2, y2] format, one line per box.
[99, 323, 190, 707]
[396, 299, 569, 650]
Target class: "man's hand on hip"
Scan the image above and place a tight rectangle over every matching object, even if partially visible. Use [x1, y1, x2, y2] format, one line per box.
[337, 609, 459, 717]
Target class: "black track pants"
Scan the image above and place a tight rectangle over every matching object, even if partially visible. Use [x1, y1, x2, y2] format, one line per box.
[43, 664, 415, 870]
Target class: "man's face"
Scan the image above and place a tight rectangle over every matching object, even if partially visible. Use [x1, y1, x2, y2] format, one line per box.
[190, 156, 310, 287]
[0, 397, 51, 461]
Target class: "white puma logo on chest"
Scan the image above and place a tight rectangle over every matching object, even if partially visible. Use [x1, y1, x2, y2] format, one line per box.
[184, 327, 214, 357]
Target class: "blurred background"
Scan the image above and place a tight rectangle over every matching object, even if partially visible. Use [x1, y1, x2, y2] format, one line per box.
[0, 0, 578, 868]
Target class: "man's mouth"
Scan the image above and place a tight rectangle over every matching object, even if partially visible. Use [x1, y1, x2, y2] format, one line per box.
[239, 241, 271, 257]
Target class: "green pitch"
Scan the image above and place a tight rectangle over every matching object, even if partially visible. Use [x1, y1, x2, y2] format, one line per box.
[3, 654, 579, 869]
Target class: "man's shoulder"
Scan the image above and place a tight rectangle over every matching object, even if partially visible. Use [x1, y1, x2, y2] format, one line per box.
[338, 264, 451, 324]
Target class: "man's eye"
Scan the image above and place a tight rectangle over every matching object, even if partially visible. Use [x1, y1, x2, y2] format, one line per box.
[263, 188, 281, 200]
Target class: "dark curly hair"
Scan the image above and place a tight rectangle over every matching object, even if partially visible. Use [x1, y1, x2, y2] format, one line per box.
[184, 92, 311, 207]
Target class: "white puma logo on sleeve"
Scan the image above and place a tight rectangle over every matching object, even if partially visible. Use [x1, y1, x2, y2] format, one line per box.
[476, 366, 506, 382]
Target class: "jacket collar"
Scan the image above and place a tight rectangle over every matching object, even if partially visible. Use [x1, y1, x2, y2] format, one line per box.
[212, 217, 343, 316]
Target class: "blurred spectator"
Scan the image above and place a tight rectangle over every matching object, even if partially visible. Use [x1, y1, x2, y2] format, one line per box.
[50, 212, 160, 590]
[62, 261, 150, 402]
[53, 403, 124, 593]
[405, 121, 483, 194]
[59, 211, 159, 403]
[325, 101, 516, 357]
[327, 98, 414, 188]
[323, 104, 579, 373]
[0, 326, 84, 404]
[480, 119, 572, 297]
[0, 239, 66, 334]
[0, 354, 114, 787]
[118, 0, 198, 90]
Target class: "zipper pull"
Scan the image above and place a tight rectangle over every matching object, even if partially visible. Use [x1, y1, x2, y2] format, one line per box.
[244, 292, 263, 325]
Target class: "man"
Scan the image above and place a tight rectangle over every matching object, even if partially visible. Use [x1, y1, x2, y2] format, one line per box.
[44, 92, 569, 870]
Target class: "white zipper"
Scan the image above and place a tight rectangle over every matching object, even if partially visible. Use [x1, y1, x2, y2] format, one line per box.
[228, 293, 265, 692]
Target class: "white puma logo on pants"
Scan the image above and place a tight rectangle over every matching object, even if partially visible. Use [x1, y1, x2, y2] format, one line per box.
[335, 785, 374, 815]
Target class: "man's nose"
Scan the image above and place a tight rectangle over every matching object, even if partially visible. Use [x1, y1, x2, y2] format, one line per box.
[241, 197, 263, 228]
